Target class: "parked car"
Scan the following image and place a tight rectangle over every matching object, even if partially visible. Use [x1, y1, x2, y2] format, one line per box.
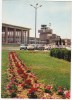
[20, 44, 27, 50]
[37, 45, 45, 50]
[27, 44, 35, 50]
[45, 47, 52, 50]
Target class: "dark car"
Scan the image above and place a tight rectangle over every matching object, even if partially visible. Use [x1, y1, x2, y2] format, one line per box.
[37, 45, 45, 50]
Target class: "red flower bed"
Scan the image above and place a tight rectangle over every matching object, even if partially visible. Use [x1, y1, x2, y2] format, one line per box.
[7, 51, 70, 99]
[28, 87, 38, 94]
[64, 90, 70, 99]
[23, 72, 28, 79]
[25, 79, 32, 85]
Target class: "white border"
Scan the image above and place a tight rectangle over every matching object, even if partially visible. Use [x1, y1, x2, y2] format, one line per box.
[0, 0, 72, 100]
[0, 0, 2, 99]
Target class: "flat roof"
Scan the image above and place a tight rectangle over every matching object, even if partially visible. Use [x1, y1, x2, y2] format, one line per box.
[2, 23, 31, 30]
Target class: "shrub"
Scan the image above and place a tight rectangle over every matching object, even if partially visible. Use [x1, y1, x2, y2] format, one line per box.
[50, 48, 71, 62]
[67, 50, 71, 62]
[61, 49, 65, 59]
[63, 49, 68, 61]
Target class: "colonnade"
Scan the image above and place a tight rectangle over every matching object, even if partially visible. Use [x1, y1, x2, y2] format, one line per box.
[2, 24, 30, 44]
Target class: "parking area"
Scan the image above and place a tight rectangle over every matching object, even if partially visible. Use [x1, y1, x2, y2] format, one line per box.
[2, 44, 70, 51]
[2, 46, 49, 52]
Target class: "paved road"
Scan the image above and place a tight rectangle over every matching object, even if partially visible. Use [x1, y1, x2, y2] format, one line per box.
[2, 46, 50, 52]
[2, 46, 20, 50]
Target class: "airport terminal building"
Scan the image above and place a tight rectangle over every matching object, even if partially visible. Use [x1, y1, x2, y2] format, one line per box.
[38, 25, 71, 46]
[38, 25, 61, 45]
[2, 23, 30, 44]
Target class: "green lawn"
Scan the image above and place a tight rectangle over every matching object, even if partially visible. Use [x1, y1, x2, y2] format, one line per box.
[17, 50, 71, 90]
[1, 50, 9, 98]
[1, 50, 71, 97]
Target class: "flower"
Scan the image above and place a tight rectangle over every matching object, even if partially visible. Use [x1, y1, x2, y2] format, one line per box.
[17, 69, 23, 74]
[46, 85, 52, 90]
[21, 83, 25, 87]
[28, 87, 37, 94]
[58, 89, 63, 93]
[58, 86, 64, 95]
[6, 84, 12, 89]
[44, 85, 52, 93]
[42, 93, 53, 99]
[58, 86, 63, 89]
[29, 73, 34, 78]
[22, 72, 28, 79]
[9, 90, 13, 93]
[58, 89, 64, 95]
[64, 90, 70, 99]
[25, 79, 32, 85]
[33, 83, 40, 88]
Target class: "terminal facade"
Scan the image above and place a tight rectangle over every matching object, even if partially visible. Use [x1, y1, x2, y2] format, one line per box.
[2, 23, 30, 44]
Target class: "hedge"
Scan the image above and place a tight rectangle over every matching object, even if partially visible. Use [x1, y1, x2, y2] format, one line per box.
[50, 48, 71, 62]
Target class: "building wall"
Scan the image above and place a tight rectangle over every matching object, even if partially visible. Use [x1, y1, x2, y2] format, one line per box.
[63, 39, 71, 46]
[29, 37, 47, 44]
[2, 23, 30, 44]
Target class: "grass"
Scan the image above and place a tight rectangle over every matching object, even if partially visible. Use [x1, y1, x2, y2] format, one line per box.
[17, 50, 71, 90]
[1, 50, 71, 97]
[1, 50, 9, 98]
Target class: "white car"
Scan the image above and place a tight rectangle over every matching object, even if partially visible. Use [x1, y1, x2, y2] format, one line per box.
[20, 44, 27, 50]
[27, 44, 35, 50]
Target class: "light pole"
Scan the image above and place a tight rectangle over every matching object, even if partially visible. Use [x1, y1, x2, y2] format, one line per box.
[30, 3, 42, 47]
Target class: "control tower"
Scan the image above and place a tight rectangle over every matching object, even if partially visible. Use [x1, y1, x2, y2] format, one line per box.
[38, 24, 60, 44]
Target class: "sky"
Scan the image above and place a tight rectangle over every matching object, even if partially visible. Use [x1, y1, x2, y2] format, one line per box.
[2, 0, 72, 39]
